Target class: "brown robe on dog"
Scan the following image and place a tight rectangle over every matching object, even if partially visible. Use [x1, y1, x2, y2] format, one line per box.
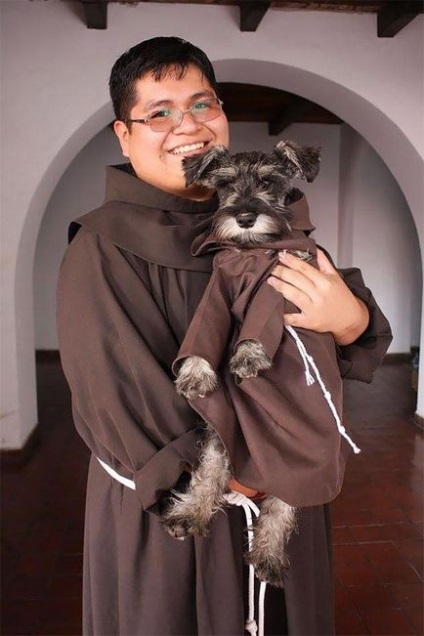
[57, 164, 392, 636]
[174, 212, 354, 507]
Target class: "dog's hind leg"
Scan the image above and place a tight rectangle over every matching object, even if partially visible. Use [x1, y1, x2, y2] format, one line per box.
[161, 426, 231, 539]
[247, 497, 297, 587]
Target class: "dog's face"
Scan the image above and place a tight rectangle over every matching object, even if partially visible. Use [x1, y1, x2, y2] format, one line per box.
[183, 140, 321, 245]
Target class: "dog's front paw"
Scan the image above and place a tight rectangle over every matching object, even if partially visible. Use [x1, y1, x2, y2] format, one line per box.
[229, 340, 272, 380]
[175, 356, 218, 399]
[246, 549, 289, 588]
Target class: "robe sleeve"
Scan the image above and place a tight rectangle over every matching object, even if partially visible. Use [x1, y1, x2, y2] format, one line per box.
[336, 266, 393, 382]
[316, 245, 392, 382]
[173, 264, 233, 373]
[57, 228, 202, 512]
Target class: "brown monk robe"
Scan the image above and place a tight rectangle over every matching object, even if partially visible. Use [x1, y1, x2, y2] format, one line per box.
[57, 163, 392, 635]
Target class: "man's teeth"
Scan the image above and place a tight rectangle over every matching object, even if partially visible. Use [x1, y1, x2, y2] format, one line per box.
[171, 142, 205, 155]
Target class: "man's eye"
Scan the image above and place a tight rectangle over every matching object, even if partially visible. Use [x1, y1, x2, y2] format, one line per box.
[192, 101, 211, 112]
[150, 109, 172, 120]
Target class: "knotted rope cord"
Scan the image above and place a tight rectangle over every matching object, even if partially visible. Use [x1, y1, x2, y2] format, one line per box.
[286, 325, 361, 454]
[224, 491, 267, 636]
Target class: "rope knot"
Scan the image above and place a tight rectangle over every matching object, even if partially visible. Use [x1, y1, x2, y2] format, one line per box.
[245, 618, 258, 635]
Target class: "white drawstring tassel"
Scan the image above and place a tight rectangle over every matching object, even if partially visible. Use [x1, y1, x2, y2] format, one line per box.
[286, 325, 361, 454]
[224, 492, 266, 636]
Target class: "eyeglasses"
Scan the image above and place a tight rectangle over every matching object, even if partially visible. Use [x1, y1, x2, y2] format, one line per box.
[125, 97, 224, 132]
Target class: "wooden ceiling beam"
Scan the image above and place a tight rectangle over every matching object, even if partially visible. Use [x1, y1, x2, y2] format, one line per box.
[81, 0, 108, 30]
[238, 1, 271, 32]
[377, 1, 423, 38]
[268, 96, 314, 136]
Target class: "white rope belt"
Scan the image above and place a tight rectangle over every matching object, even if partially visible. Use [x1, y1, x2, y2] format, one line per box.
[96, 458, 266, 636]
[97, 457, 136, 490]
[224, 491, 267, 636]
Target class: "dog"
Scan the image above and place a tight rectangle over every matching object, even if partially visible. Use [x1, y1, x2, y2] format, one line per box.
[161, 141, 321, 587]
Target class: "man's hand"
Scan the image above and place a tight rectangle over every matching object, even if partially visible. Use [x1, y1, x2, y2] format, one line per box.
[227, 477, 265, 499]
[268, 248, 369, 346]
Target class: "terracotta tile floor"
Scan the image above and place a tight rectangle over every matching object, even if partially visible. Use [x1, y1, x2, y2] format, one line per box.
[1, 358, 423, 635]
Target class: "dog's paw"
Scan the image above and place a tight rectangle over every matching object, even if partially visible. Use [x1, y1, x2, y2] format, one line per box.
[246, 550, 289, 588]
[161, 512, 211, 540]
[175, 356, 218, 399]
[161, 518, 192, 541]
[229, 340, 272, 380]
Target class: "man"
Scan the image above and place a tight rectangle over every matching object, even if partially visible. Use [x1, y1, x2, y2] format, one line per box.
[57, 37, 391, 635]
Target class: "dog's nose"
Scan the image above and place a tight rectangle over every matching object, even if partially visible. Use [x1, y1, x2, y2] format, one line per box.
[236, 212, 257, 228]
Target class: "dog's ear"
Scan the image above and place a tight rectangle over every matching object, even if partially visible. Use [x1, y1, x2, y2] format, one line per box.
[183, 145, 230, 187]
[274, 140, 321, 183]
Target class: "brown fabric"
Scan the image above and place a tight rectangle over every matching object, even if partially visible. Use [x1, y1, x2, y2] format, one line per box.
[57, 163, 392, 635]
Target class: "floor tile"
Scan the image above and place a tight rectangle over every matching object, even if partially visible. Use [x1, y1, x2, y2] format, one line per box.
[361, 608, 416, 635]
[388, 582, 424, 608]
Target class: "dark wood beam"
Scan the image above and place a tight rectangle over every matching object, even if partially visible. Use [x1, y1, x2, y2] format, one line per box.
[268, 96, 314, 136]
[377, 1, 423, 38]
[82, 0, 108, 30]
[238, 1, 271, 32]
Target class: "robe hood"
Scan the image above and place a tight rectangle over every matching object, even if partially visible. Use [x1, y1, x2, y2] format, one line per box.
[69, 164, 217, 271]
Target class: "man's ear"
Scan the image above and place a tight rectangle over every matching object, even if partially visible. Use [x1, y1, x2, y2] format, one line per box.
[183, 145, 230, 187]
[274, 140, 321, 183]
[113, 120, 130, 158]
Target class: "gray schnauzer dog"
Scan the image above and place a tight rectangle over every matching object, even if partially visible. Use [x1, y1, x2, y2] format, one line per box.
[162, 140, 321, 587]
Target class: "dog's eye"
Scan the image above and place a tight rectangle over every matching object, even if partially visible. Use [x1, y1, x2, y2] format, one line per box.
[217, 177, 235, 188]
[261, 177, 273, 187]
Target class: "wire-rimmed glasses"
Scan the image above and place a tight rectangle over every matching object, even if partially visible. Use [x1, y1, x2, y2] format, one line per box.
[125, 97, 224, 132]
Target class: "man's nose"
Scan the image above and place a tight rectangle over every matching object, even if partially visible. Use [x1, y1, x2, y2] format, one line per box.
[173, 110, 202, 132]
[236, 212, 257, 228]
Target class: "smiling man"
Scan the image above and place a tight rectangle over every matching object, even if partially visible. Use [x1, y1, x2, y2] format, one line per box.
[113, 65, 229, 198]
[56, 37, 392, 636]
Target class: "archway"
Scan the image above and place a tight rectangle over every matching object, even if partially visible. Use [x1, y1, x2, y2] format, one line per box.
[14, 59, 424, 449]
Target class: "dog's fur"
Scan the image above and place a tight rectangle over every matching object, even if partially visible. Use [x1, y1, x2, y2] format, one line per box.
[162, 140, 321, 587]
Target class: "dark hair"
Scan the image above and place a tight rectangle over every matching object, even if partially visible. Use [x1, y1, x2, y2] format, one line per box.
[109, 36, 219, 122]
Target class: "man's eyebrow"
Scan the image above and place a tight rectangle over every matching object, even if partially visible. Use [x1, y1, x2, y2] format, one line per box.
[143, 91, 215, 111]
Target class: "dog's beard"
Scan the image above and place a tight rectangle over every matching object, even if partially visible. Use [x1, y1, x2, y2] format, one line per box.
[213, 214, 283, 245]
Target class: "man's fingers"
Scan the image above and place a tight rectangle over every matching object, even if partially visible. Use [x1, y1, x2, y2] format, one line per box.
[267, 276, 312, 309]
[316, 248, 337, 275]
[278, 250, 322, 284]
[284, 312, 306, 328]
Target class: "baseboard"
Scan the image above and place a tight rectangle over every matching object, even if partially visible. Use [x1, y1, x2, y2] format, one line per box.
[382, 352, 413, 364]
[414, 413, 424, 430]
[0, 424, 41, 468]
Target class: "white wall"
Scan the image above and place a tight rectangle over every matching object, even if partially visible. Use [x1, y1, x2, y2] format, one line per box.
[1, 0, 423, 448]
[338, 124, 422, 352]
[34, 126, 123, 349]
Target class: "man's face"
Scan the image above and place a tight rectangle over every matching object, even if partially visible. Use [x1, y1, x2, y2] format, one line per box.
[114, 65, 230, 199]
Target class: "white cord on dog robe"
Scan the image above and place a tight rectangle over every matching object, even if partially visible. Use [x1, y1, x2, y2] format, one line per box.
[286, 325, 361, 454]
